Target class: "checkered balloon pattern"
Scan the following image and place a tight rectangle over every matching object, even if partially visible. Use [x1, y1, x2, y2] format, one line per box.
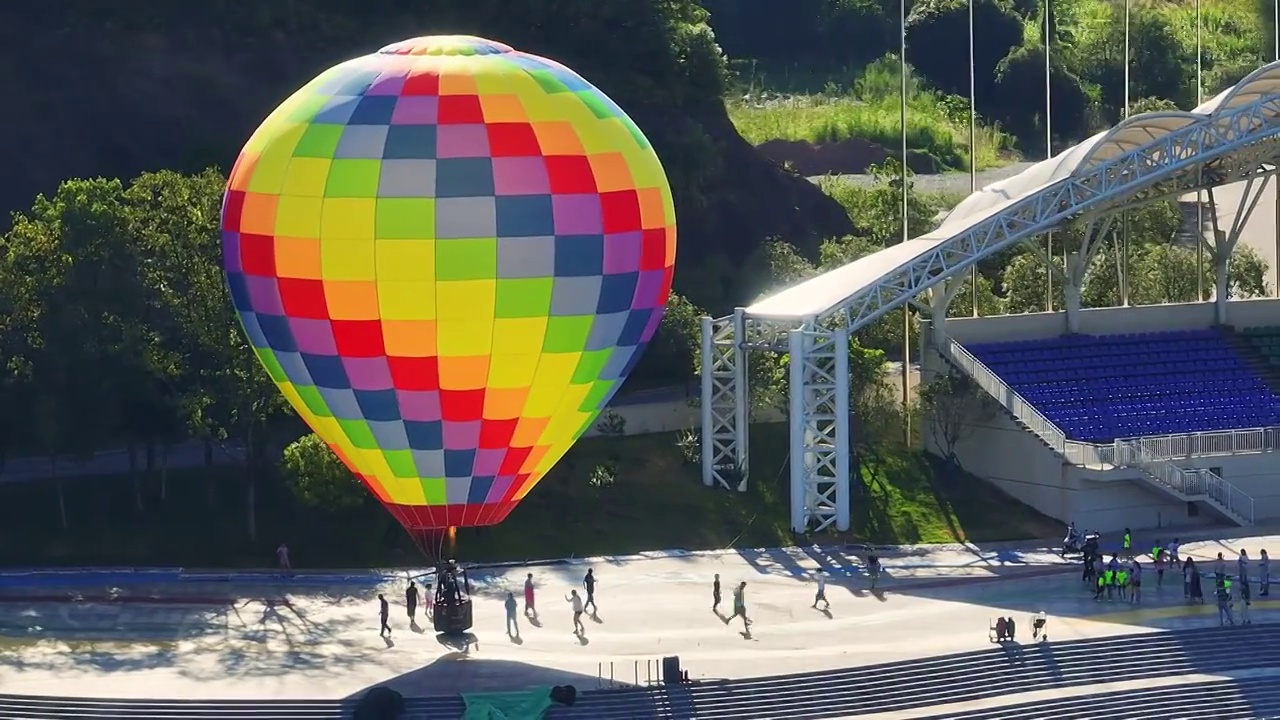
[221, 36, 676, 530]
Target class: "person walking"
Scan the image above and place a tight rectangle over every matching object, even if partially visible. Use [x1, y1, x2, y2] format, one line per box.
[524, 573, 536, 617]
[1168, 538, 1181, 564]
[406, 581, 419, 624]
[1154, 548, 1166, 588]
[1183, 557, 1195, 600]
[1238, 574, 1253, 625]
[812, 572, 829, 610]
[583, 568, 598, 615]
[1260, 549, 1270, 597]
[505, 591, 520, 637]
[712, 573, 722, 612]
[378, 594, 391, 637]
[726, 581, 751, 631]
[566, 589, 585, 634]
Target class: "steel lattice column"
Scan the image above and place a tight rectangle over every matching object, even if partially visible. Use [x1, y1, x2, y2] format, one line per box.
[700, 311, 748, 491]
[788, 327, 851, 533]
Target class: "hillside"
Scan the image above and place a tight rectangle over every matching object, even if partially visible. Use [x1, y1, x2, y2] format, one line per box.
[0, 2, 852, 310]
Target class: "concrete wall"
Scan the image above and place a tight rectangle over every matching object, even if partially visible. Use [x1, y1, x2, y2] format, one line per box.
[940, 296, 1280, 346]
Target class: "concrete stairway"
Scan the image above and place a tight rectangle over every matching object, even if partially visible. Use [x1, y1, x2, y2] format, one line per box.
[2, 625, 1279, 719]
[1221, 325, 1280, 397]
[920, 676, 1280, 720]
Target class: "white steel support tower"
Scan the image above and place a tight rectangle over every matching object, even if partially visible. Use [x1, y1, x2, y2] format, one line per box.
[699, 63, 1280, 535]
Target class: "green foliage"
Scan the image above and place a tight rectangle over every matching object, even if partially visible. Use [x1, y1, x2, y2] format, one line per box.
[704, 0, 893, 72]
[994, 43, 1091, 146]
[282, 433, 365, 511]
[906, 0, 1026, 110]
[729, 59, 1015, 171]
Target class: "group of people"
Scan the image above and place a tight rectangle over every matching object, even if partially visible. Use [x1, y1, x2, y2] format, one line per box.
[1079, 530, 1271, 626]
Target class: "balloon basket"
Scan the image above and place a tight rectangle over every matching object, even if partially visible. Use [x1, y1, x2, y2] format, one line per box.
[433, 598, 474, 635]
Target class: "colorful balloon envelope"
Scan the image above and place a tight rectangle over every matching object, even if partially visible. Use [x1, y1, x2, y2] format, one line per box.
[221, 36, 676, 532]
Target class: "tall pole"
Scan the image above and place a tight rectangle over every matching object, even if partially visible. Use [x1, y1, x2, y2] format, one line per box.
[1275, 0, 1280, 297]
[1044, 0, 1054, 311]
[1196, 0, 1205, 301]
[900, 0, 911, 443]
[1121, 0, 1131, 306]
[969, 0, 979, 317]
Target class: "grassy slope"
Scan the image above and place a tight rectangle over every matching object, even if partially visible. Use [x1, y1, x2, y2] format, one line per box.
[0, 425, 1061, 568]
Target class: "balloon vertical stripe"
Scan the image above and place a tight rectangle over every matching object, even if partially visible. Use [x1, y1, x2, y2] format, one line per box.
[221, 36, 676, 530]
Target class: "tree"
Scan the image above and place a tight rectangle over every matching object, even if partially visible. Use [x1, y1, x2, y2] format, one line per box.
[1, 177, 152, 527]
[994, 43, 1090, 148]
[918, 372, 985, 473]
[628, 291, 705, 390]
[1002, 251, 1065, 314]
[906, 0, 1024, 109]
[282, 434, 366, 512]
[125, 168, 291, 539]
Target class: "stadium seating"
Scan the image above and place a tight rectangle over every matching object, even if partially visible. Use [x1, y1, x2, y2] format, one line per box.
[1241, 326, 1280, 365]
[964, 329, 1280, 443]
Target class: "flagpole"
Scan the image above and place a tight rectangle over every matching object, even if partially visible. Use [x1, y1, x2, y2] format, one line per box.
[900, 0, 911, 443]
[1120, 0, 1131, 306]
[1196, 0, 1205, 301]
[969, 0, 979, 317]
[1044, 0, 1054, 312]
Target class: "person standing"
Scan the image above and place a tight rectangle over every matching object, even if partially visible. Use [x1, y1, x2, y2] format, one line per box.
[812, 572, 829, 610]
[566, 589, 585, 634]
[424, 582, 434, 619]
[712, 573, 722, 612]
[1154, 548, 1166, 588]
[1122, 528, 1133, 558]
[1260, 549, 1270, 597]
[1129, 560, 1143, 604]
[406, 581, 419, 623]
[1216, 576, 1235, 626]
[378, 594, 391, 637]
[524, 573, 536, 617]
[505, 591, 520, 637]
[1183, 557, 1195, 600]
[1238, 574, 1253, 625]
[583, 568, 597, 615]
[1168, 538, 1181, 564]
[276, 543, 291, 573]
[1214, 552, 1226, 579]
[1238, 549, 1250, 585]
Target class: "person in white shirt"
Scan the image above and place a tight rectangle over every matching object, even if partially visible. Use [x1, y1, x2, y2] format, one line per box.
[1168, 539, 1181, 564]
[812, 572, 829, 610]
[276, 543, 291, 572]
[565, 590, 585, 634]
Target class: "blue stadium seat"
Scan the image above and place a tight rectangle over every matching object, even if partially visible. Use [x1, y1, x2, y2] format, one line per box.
[967, 329, 1280, 442]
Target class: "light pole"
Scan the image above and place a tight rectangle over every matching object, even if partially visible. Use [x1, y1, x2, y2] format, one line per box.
[969, 0, 979, 317]
[899, 0, 911, 443]
[1044, 0, 1054, 311]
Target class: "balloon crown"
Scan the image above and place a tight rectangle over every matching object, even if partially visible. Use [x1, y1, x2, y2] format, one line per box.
[378, 35, 514, 57]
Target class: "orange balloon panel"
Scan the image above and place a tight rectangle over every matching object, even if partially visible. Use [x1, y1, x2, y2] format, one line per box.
[221, 36, 676, 529]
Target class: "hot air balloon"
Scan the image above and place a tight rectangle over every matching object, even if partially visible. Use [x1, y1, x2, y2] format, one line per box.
[220, 36, 677, 559]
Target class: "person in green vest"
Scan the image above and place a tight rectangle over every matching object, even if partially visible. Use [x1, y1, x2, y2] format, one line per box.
[1116, 566, 1129, 602]
[1216, 576, 1236, 626]
[1122, 528, 1133, 558]
[1104, 565, 1116, 601]
[1094, 571, 1106, 601]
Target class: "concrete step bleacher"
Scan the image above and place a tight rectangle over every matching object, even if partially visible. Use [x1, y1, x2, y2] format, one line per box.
[3, 625, 1280, 719]
[918, 676, 1280, 720]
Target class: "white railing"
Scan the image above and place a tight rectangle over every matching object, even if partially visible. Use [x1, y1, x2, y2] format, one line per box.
[1114, 427, 1280, 461]
[940, 335, 1258, 525]
[943, 338, 1068, 454]
[1115, 440, 1255, 524]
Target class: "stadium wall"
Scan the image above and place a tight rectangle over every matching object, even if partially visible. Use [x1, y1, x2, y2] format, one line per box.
[942, 296, 1280, 345]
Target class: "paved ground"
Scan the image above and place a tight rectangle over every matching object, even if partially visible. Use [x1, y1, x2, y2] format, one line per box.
[0, 531, 1274, 703]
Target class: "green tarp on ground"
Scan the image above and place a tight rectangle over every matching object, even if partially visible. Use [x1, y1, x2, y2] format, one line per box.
[461, 687, 554, 720]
